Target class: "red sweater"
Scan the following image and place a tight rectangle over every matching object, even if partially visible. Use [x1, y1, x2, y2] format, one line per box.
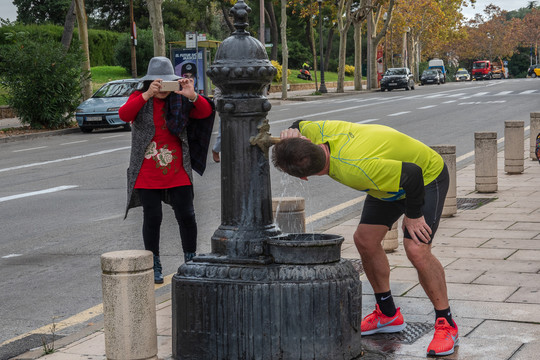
[119, 92, 212, 189]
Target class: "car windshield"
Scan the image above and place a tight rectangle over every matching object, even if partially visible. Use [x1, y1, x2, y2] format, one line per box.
[473, 62, 487, 69]
[423, 70, 437, 75]
[94, 82, 139, 98]
[457, 70, 468, 75]
[385, 68, 407, 76]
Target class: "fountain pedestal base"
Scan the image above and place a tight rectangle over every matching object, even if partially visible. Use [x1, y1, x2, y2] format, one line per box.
[172, 255, 362, 359]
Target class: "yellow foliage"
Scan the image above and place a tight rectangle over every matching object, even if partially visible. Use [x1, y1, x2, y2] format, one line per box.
[271, 60, 291, 83]
[342, 64, 355, 76]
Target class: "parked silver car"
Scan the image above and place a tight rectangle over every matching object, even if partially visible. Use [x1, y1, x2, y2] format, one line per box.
[75, 79, 141, 133]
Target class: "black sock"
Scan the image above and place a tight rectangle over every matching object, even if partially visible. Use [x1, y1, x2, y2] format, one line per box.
[375, 291, 397, 317]
[435, 307, 455, 328]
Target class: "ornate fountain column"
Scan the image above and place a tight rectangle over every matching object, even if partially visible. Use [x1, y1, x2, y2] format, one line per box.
[171, 2, 362, 359]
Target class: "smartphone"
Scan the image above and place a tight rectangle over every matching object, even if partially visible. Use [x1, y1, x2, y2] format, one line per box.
[160, 81, 181, 92]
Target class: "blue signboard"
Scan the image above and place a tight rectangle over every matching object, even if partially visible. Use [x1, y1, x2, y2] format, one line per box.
[171, 49, 206, 95]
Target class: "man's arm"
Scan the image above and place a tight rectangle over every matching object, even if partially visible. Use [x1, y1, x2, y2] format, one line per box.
[400, 162, 424, 219]
[400, 162, 432, 244]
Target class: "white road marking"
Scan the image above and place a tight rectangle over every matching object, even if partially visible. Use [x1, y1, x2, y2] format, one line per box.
[13, 146, 47, 153]
[0, 185, 79, 203]
[356, 119, 379, 124]
[61, 140, 88, 145]
[494, 91, 512, 96]
[388, 111, 411, 117]
[424, 94, 445, 99]
[2, 254, 22, 259]
[470, 91, 489, 97]
[417, 105, 438, 109]
[519, 90, 536, 94]
[0, 147, 130, 173]
[100, 134, 125, 139]
[442, 100, 457, 103]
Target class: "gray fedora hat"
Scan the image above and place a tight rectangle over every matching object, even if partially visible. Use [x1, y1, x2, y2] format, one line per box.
[140, 56, 180, 81]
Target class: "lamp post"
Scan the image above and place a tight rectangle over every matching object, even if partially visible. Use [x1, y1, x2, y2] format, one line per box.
[318, 0, 327, 93]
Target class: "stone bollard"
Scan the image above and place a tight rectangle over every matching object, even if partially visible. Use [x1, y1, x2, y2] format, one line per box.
[101, 250, 158, 360]
[431, 145, 457, 217]
[475, 132, 498, 193]
[272, 197, 306, 233]
[382, 221, 399, 252]
[530, 112, 540, 160]
[504, 120, 524, 174]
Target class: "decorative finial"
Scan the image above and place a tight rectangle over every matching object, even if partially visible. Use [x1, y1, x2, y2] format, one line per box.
[230, 0, 251, 35]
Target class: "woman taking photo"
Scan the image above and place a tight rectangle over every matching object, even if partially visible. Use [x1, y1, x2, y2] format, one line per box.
[119, 56, 215, 284]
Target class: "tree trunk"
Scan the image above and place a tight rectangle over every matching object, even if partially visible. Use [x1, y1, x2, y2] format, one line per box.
[61, 0, 76, 50]
[147, 0, 166, 57]
[337, 32, 348, 93]
[336, 0, 353, 93]
[325, 26, 334, 72]
[221, 4, 235, 33]
[265, 0, 279, 60]
[280, 0, 288, 99]
[353, 21, 362, 90]
[74, 0, 92, 100]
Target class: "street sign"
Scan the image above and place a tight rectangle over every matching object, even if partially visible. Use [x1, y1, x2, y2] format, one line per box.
[186, 32, 196, 48]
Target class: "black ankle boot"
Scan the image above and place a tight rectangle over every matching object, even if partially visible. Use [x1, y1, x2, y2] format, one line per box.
[153, 255, 164, 284]
[184, 252, 196, 263]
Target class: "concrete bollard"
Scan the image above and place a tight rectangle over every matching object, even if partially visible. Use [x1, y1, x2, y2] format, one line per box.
[272, 197, 306, 233]
[382, 221, 399, 252]
[504, 120, 525, 174]
[530, 112, 540, 160]
[431, 145, 457, 217]
[101, 250, 158, 360]
[475, 132, 498, 193]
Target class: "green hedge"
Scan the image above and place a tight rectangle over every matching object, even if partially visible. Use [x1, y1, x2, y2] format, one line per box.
[0, 24, 121, 66]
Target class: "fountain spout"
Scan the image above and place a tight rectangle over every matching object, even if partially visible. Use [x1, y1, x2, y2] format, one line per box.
[249, 120, 280, 158]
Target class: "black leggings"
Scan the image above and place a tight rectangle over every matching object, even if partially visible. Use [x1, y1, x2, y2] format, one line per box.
[138, 186, 197, 256]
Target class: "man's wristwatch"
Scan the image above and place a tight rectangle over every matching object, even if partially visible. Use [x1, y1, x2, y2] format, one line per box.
[189, 94, 198, 103]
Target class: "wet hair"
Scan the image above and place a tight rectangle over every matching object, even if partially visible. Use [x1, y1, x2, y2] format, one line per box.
[272, 137, 326, 178]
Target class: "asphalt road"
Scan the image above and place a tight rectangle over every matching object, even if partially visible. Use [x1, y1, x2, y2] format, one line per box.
[0, 77, 538, 358]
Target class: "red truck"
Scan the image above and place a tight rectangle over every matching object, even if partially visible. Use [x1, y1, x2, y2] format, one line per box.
[472, 60, 493, 80]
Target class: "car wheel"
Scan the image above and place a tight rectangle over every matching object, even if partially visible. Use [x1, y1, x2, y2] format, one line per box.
[80, 127, 93, 133]
[387, 88, 393, 92]
[380, 88, 385, 92]
[411, 83, 415, 90]
[533, 73, 537, 78]
[123, 123, 132, 132]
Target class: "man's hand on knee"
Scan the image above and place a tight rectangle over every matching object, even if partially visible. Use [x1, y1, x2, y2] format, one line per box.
[402, 215, 432, 244]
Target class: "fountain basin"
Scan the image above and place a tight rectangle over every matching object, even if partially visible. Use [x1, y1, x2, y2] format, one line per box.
[267, 233, 344, 264]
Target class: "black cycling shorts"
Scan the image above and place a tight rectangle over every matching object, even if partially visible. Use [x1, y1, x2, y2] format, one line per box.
[359, 164, 449, 244]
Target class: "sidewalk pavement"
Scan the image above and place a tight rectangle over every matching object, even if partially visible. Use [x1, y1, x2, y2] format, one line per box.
[8, 88, 540, 359]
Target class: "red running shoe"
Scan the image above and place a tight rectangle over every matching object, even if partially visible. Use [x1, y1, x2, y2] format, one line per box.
[427, 318, 460, 356]
[361, 304, 406, 335]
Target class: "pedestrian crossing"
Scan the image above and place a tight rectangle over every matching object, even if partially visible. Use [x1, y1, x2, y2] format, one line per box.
[322, 89, 538, 104]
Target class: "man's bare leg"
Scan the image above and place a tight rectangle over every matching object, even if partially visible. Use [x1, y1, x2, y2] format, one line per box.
[402, 237, 449, 310]
[353, 224, 391, 293]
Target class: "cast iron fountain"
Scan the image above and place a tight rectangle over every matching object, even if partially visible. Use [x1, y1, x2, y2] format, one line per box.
[171, 1, 362, 358]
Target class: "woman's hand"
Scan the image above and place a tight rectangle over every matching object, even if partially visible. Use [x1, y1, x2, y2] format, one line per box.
[142, 79, 162, 101]
[402, 215, 432, 245]
[176, 77, 198, 102]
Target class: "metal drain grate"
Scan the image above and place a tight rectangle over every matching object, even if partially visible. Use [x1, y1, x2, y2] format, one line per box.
[365, 322, 433, 344]
[457, 197, 496, 210]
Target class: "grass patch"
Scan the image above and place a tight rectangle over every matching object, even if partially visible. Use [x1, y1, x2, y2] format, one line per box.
[0, 65, 357, 106]
[91, 66, 132, 92]
[275, 70, 356, 85]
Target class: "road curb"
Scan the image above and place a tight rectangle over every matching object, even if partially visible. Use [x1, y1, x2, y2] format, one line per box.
[0, 128, 80, 144]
